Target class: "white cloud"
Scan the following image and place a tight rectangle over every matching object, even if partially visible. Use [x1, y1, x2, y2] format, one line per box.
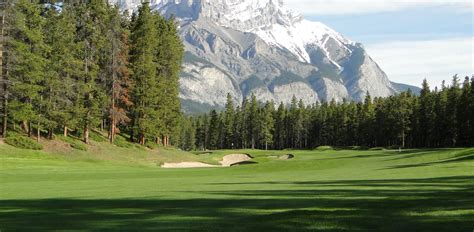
[285, 0, 473, 15]
[365, 37, 474, 88]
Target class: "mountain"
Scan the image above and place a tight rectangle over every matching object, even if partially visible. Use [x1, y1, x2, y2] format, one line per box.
[112, 0, 416, 113]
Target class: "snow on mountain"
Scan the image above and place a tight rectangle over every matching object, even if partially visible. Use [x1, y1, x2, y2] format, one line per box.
[112, 0, 408, 112]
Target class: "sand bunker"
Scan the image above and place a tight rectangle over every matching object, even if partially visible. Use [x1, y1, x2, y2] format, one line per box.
[279, 154, 295, 160]
[162, 153, 253, 168]
[161, 162, 219, 168]
[220, 154, 253, 167]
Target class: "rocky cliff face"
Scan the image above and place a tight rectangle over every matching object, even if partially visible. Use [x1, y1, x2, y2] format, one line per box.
[112, 0, 401, 112]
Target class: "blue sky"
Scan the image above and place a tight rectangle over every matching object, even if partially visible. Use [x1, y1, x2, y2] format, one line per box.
[286, 0, 473, 88]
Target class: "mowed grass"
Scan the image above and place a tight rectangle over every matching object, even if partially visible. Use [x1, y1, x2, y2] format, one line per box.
[0, 142, 473, 231]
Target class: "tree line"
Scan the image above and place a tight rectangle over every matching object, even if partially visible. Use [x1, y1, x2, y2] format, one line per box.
[0, 1, 183, 146]
[179, 76, 474, 151]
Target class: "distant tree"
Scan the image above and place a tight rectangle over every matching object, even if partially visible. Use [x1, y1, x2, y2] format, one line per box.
[247, 94, 259, 149]
[260, 101, 274, 150]
[223, 93, 235, 148]
[457, 76, 471, 146]
[208, 110, 220, 149]
[432, 83, 448, 147]
[274, 102, 286, 149]
[417, 79, 434, 147]
[445, 75, 461, 147]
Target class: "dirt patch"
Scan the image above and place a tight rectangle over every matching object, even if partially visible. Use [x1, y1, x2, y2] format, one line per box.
[0, 138, 4, 145]
[220, 154, 253, 167]
[42, 139, 73, 154]
[161, 162, 220, 169]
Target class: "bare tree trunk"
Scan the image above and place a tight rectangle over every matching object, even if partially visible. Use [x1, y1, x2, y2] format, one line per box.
[63, 126, 68, 137]
[1, 98, 6, 138]
[1, 6, 7, 138]
[27, 121, 32, 137]
[84, 122, 90, 144]
[36, 122, 40, 142]
[48, 128, 53, 140]
[109, 118, 115, 143]
[402, 129, 405, 148]
[139, 133, 145, 146]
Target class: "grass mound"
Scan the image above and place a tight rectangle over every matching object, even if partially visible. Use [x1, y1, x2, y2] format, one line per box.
[315, 145, 334, 151]
[4, 136, 43, 150]
[369, 147, 386, 151]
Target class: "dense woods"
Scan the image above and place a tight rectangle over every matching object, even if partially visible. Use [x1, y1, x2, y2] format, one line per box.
[180, 77, 474, 151]
[0, 1, 183, 146]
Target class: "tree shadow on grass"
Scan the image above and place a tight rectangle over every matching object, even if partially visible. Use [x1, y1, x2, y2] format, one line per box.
[383, 153, 474, 170]
[1, 176, 473, 231]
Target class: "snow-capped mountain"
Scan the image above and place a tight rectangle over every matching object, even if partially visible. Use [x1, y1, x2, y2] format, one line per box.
[112, 0, 412, 112]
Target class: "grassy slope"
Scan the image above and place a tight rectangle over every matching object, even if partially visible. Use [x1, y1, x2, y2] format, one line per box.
[0, 144, 473, 231]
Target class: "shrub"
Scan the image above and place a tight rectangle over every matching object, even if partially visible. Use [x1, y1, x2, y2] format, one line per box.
[145, 141, 160, 150]
[5, 136, 43, 150]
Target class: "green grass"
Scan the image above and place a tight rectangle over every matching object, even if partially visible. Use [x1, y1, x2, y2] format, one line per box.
[0, 142, 473, 231]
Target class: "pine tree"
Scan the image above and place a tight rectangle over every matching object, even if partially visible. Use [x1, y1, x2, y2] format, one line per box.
[180, 116, 196, 151]
[233, 105, 244, 149]
[106, 6, 131, 143]
[433, 84, 448, 147]
[7, 0, 46, 138]
[457, 76, 471, 146]
[223, 93, 235, 148]
[418, 79, 434, 147]
[359, 93, 375, 147]
[208, 109, 219, 149]
[129, 2, 160, 145]
[75, 0, 109, 143]
[396, 91, 414, 148]
[247, 94, 259, 149]
[154, 15, 183, 146]
[260, 101, 274, 150]
[0, 0, 11, 138]
[274, 102, 286, 149]
[43, 4, 83, 139]
[445, 75, 461, 147]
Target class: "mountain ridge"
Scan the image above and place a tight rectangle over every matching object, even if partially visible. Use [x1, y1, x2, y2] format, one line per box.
[111, 0, 419, 113]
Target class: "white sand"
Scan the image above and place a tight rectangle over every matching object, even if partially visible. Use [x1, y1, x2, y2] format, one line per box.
[161, 154, 253, 169]
[220, 154, 252, 167]
[161, 162, 220, 169]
